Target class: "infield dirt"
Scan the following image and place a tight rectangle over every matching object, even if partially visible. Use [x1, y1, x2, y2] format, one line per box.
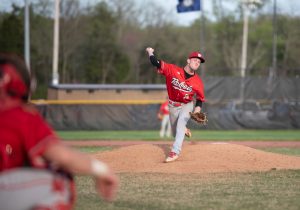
[94, 143, 300, 174]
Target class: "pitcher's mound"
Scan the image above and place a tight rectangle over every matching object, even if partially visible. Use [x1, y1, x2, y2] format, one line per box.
[94, 143, 300, 174]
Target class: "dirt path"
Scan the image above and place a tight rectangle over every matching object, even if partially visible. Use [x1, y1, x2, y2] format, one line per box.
[64, 140, 300, 148]
[63, 140, 300, 174]
[93, 144, 300, 174]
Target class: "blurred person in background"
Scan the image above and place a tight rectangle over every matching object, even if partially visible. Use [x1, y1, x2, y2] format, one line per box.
[0, 53, 118, 210]
[157, 99, 172, 138]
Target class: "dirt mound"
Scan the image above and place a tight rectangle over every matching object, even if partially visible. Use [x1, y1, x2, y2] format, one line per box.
[94, 143, 300, 174]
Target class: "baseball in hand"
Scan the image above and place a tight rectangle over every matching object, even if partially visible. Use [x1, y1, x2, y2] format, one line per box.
[146, 47, 154, 55]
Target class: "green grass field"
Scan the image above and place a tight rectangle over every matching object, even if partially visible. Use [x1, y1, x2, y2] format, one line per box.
[58, 130, 300, 141]
[74, 146, 300, 157]
[75, 171, 300, 210]
[66, 130, 300, 210]
[73, 147, 300, 210]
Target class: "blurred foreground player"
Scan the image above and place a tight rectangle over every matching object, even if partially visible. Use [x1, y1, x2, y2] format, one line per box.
[0, 53, 118, 210]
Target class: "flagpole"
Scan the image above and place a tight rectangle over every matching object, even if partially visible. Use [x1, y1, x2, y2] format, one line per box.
[240, 4, 249, 103]
[200, 0, 206, 78]
[240, 0, 262, 103]
[52, 0, 60, 85]
[24, 0, 30, 70]
[271, 0, 277, 78]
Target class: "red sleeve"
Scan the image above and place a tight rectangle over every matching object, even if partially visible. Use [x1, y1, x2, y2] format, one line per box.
[157, 61, 173, 77]
[25, 113, 60, 167]
[195, 77, 206, 102]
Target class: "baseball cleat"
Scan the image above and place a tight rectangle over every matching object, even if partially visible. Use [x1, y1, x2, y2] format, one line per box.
[185, 128, 192, 138]
[164, 152, 179, 163]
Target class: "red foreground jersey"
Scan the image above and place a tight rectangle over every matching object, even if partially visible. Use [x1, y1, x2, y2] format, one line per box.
[158, 61, 205, 103]
[0, 106, 59, 171]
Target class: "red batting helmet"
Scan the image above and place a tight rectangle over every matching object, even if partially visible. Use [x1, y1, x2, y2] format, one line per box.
[188, 51, 205, 63]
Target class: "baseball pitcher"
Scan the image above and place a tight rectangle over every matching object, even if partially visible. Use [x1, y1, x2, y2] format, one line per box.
[146, 47, 206, 162]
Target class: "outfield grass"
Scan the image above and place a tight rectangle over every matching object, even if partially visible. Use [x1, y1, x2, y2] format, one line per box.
[260, 148, 300, 156]
[75, 170, 300, 210]
[73, 146, 113, 153]
[73, 146, 300, 210]
[74, 146, 300, 157]
[58, 130, 300, 141]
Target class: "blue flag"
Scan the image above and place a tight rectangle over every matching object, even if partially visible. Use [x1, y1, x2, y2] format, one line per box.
[177, 0, 201, 13]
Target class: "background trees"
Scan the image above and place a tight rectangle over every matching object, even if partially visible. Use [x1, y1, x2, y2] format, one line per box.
[0, 0, 299, 98]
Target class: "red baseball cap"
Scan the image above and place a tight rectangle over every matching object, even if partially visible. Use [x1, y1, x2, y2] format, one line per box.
[188, 51, 205, 63]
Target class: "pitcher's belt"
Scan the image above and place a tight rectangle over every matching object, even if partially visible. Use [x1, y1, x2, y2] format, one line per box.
[168, 99, 185, 107]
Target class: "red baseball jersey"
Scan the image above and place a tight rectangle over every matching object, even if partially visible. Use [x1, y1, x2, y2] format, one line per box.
[159, 101, 169, 115]
[157, 61, 205, 103]
[0, 106, 59, 171]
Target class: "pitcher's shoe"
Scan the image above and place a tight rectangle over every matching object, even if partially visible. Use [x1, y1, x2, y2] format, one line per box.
[165, 152, 179, 163]
[185, 129, 192, 138]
